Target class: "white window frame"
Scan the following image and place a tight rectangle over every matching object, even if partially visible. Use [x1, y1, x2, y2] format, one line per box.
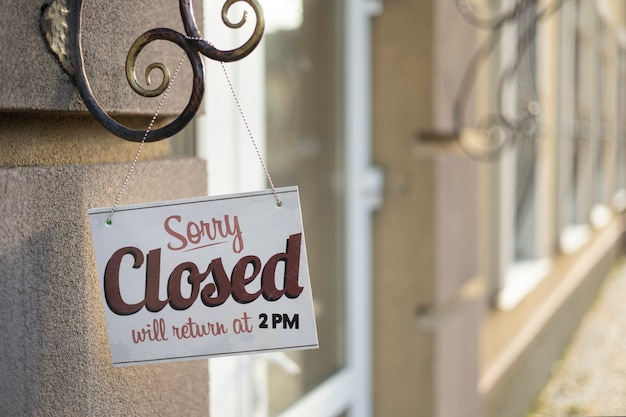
[556, 0, 592, 255]
[611, 28, 626, 213]
[480, 0, 625, 311]
[196, 0, 376, 416]
[485, 0, 552, 311]
[590, 3, 613, 230]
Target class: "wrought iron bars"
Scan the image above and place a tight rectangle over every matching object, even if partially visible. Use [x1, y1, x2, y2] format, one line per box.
[42, 0, 264, 142]
[453, 0, 566, 160]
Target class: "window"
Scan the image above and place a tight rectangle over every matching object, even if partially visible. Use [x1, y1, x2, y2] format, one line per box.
[197, 0, 375, 416]
[263, 1, 346, 413]
[590, 10, 611, 228]
[615, 42, 626, 211]
[558, 0, 593, 254]
[487, 0, 625, 310]
[485, 0, 552, 310]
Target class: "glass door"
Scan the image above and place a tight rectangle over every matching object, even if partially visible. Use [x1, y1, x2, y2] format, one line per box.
[197, 0, 376, 416]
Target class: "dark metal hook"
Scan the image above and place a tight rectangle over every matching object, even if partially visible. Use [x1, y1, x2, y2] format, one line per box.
[59, 0, 265, 142]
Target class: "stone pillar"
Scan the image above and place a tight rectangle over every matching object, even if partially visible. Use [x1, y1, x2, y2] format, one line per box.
[413, 144, 483, 417]
[372, 0, 483, 415]
[373, 142, 483, 417]
[0, 1, 209, 415]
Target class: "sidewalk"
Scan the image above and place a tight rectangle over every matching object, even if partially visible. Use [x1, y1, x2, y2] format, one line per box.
[530, 257, 626, 417]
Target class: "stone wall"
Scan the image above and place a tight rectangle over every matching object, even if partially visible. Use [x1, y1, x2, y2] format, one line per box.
[0, 0, 211, 415]
[0, 159, 209, 416]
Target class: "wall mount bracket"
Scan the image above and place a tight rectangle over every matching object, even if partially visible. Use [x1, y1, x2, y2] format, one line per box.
[41, 0, 264, 142]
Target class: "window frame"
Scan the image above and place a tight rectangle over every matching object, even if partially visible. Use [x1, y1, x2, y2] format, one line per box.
[198, 1, 376, 416]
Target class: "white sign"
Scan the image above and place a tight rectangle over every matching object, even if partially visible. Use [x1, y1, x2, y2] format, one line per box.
[88, 187, 318, 367]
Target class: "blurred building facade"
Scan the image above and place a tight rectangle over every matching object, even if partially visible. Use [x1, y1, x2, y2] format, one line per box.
[196, 1, 626, 416]
[5, 0, 618, 415]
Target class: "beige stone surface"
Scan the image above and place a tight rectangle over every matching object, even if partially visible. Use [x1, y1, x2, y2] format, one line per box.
[372, 1, 435, 414]
[371, 0, 481, 415]
[0, 158, 209, 416]
[0, 0, 203, 114]
[481, 219, 623, 417]
[531, 258, 626, 417]
[0, 113, 173, 167]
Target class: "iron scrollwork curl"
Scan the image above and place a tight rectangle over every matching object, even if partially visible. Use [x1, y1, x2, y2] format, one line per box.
[66, 0, 265, 142]
[453, 0, 565, 160]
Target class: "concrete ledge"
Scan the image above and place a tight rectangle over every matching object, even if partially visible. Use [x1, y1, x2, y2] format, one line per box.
[0, 159, 209, 416]
[481, 216, 624, 417]
[0, 113, 172, 167]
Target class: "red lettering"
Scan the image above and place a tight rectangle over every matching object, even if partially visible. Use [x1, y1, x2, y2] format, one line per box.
[231, 256, 262, 303]
[104, 246, 146, 315]
[164, 215, 187, 250]
[187, 221, 202, 244]
[200, 259, 231, 307]
[131, 327, 148, 344]
[131, 318, 168, 344]
[145, 249, 168, 312]
[164, 213, 244, 253]
[172, 317, 228, 339]
[233, 312, 254, 334]
[262, 233, 303, 301]
[103, 233, 304, 316]
[167, 262, 206, 310]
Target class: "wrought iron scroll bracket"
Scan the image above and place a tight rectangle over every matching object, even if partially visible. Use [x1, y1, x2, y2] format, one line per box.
[452, 0, 565, 161]
[41, 0, 265, 142]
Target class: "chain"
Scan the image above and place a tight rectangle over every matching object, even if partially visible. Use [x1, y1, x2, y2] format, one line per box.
[107, 36, 282, 226]
[186, 36, 282, 207]
[106, 53, 188, 225]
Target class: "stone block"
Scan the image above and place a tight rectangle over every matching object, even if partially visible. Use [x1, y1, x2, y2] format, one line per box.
[0, 158, 209, 416]
[0, 0, 204, 114]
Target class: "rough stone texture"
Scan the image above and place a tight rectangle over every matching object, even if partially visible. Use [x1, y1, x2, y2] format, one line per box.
[0, 113, 173, 167]
[0, 159, 209, 416]
[373, 140, 482, 417]
[371, 0, 481, 414]
[532, 258, 626, 417]
[482, 218, 623, 417]
[0, 0, 203, 114]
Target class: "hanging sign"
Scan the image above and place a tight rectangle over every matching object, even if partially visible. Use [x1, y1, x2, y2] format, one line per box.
[88, 186, 318, 367]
